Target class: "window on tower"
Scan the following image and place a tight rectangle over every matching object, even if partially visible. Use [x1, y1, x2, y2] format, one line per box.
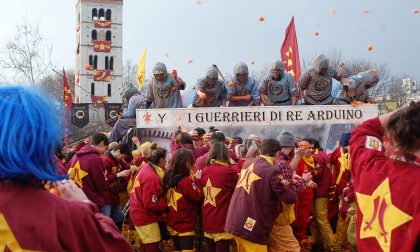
[91, 30, 97, 41]
[91, 83, 95, 96]
[107, 84, 112, 97]
[105, 56, 109, 70]
[110, 57, 114, 71]
[92, 8, 98, 20]
[99, 8, 105, 20]
[106, 9, 112, 21]
[89, 55, 93, 66]
[93, 56, 98, 69]
[106, 31, 112, 41]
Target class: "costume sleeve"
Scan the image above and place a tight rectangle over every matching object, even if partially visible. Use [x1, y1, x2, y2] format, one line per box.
[288, 76, 298, 97]
[145, 82, 154, 103]
[220, 82, 228, 101]
[298, 71, 311, 90]
[181, 177, 204, 202]
[123, 96, 136, 118]
[250, 79, 260, 102]
[259, 77, 269, 95]
[141, 175, 167, 213]
[350, 117, 385, 181]
[271, 170, 297, 204]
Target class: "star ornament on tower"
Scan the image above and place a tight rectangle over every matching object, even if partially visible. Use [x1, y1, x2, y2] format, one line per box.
[356, 178, 413, 252]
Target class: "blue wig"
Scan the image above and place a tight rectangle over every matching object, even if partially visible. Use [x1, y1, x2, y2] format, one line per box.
[0, 85, 66, 182]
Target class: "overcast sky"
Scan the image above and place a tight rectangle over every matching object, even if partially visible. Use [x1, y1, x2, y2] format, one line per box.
[1, 0, 419, 85]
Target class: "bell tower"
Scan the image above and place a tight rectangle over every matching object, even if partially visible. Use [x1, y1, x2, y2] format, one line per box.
[75, 0, 123, 105]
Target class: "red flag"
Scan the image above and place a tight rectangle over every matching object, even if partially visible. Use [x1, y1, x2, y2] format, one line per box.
[280, 17, 301, 81]
[63, 69, 73, 144]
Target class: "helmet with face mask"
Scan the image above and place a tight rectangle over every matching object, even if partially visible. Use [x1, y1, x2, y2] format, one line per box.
[206, 66, 219, 79]
[234, 62, 249, 76]
[270, 60, 285, 79]
[312, 55, 329, 74]
[152, 62, 168, 81]
[359, 69, 379, 89]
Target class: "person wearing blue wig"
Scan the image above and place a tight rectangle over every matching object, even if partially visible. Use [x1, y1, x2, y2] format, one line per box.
[0, 85, 131, 251]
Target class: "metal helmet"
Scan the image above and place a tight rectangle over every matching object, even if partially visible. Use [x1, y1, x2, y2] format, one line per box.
[152, 62, 167, 75]
[312, 55, 329, 73]
[270, 60, 285, 72]
[206, 66, 218, 79]
[234, 62, 249, 76]
[123, 85, 139, 100]
[359, 69, 379, 89]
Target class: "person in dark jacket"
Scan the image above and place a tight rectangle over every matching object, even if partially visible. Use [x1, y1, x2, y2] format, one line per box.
[225, 139, 297, 252]
[67, 132, 109, 209]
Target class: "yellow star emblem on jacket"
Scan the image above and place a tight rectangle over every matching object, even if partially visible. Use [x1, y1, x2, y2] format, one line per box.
[203, 179, 221, 207]
[356, 178, 413, 252]
[167, 188, 183, 212]
[236, 163, 261, 194]
[67, 161, 88, 188]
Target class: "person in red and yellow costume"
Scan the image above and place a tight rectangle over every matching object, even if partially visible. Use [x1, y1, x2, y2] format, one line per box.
[101, 142, 133, 229]
[291, 138, 318, 244]
[269, 132, 312, 252]
[0, 85, 131, 251]
[310, 139, 340, 251]
[350, 101, 420, 252]
[225, 139, 297, 252]
[200, 142, 239, 252]
[130, 143, 167, 252]
[328, 133, 352, 249]
[165, 148, 204, 252]
[67, 132, 109, 209]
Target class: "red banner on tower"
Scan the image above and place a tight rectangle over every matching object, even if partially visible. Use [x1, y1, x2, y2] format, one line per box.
[280, 17, 301, 81]
[93, 41, 111, 53]
[93, 69, 111, 81]
[94, 20, 112, 28]
[63, 69, 73, 144]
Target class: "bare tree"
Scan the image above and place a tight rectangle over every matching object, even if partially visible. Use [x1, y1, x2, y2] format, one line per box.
[39, 69, 75, 103]
[122, 59, 137, 88]
[0, 20, 53, 85]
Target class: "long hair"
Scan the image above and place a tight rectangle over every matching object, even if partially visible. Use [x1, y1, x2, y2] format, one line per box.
[165, 148, 195, 191]
[0, 85, 66, 182]
[206, 142, 231, 165]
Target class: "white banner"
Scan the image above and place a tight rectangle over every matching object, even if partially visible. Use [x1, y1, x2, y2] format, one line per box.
[136, 104, 379, 129]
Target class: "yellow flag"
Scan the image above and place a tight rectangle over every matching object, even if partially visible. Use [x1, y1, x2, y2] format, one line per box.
[136, 48, 146, 90]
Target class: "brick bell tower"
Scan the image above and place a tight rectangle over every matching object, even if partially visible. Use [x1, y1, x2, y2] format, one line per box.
[74, 0, 123, 127]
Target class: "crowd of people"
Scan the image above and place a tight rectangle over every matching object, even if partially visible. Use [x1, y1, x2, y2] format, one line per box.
[0, 61, 418, 252]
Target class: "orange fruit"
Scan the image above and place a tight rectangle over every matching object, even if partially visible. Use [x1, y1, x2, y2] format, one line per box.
[315, 32, 320, 36]
[172, 86, 177, 91]
[367, 44, 374, 51]
[228, 82, 235, 87]
[413, 8, 419, 14]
